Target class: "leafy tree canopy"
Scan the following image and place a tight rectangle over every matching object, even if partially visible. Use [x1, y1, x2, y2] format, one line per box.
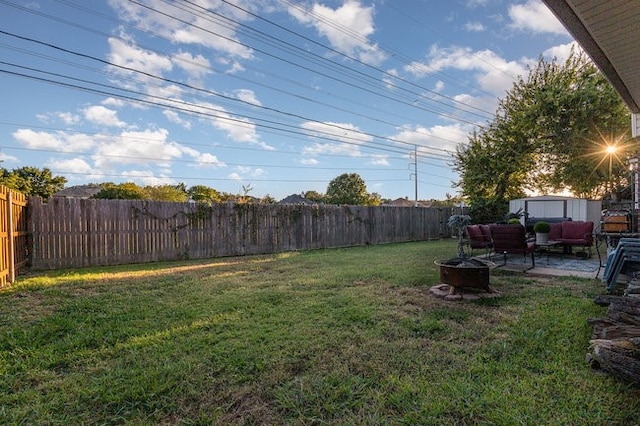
[325, 173, 380, 205]
[93, 182, 148, 200]
[187, 185, 222, 205]
[454, 49, 633, 221]
[303, 190, 325, 203]
[144, 184, 189, 202]
[0, 166, 66, 199]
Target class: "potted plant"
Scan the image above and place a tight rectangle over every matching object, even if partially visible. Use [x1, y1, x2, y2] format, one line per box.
[533, 221, 551, 244]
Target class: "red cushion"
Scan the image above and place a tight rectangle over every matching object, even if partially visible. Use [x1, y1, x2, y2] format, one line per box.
[466, 225, 483, 239]
[561, 221, 593, 240]
[479, 224, 492, 241]
[549, 223, 562, 240]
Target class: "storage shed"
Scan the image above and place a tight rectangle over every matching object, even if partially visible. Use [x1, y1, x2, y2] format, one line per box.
[509, 195, 601, 224]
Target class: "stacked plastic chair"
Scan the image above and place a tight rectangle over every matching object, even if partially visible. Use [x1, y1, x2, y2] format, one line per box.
[601, 238, 640, 293]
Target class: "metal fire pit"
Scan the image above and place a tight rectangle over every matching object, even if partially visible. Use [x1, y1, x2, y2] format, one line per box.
[434, 258, 494, 292]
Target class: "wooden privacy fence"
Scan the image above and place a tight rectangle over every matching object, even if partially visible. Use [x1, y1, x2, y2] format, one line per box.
[0, 187, 28, 287]
[29, 197, 463, 270]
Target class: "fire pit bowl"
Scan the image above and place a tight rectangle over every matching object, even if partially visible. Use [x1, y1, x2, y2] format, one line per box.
[434, 258, 496, 293]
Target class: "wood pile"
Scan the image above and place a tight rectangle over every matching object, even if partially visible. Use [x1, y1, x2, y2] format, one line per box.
[586, 290, 640, 386]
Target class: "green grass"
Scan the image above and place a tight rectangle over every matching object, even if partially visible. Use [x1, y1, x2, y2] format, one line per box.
[1, 240, 639, 425]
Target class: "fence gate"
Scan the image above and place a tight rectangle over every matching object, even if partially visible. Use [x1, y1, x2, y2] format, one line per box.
[0, 187, 28, 287]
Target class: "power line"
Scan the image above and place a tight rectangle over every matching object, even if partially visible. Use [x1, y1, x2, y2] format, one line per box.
[183, 0, 494, 118]
[122, 0, 487, 126]
[0, 31, 458, 159]
[0, 0, 466, 195]
[0, 121, 453, 169]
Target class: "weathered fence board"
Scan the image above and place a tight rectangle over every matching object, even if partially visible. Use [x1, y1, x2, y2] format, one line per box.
[28, 197, 462, 270]
[0, 188, 28, 286]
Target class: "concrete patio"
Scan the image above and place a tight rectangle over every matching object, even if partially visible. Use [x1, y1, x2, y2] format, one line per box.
[477, 250, 602, 279]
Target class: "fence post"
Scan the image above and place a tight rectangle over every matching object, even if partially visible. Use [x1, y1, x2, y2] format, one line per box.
[7, 190, 15, 283]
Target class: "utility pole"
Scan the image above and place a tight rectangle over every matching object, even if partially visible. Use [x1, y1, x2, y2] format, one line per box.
[414, 145, 418, 206]
[409, 145, 418, 206]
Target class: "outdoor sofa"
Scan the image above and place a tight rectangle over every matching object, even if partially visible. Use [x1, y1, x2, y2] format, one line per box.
[547, 220, 595, 255]
[466, 220, 595, 260]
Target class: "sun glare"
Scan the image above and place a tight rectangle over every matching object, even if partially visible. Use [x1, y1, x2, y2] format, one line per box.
[606, 145, 618, 154]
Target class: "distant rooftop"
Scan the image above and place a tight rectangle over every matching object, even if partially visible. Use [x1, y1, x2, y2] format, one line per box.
[52, 184, 102, 199]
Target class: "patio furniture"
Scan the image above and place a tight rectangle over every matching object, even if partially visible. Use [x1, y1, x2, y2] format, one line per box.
[601, 238, 640, 292]
[555, 220, 594, 255]
[489, 224, 535, 269]
[525, 217, 572, 234]
[465, 224, 493, 256]
[535, 240, 564, 264]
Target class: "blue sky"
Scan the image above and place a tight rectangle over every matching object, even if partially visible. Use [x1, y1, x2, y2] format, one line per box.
[0, 0, 576, 201]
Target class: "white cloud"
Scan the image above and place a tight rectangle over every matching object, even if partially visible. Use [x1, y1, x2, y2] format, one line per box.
[45, 158, 93, 175]
[102, 97, 125, 107]
[301, 121, 372, 144]
[508, 0, 568, 35]
[288, 0, 387, 65]
[300, 158, 319, 165]
[543, 41, 581, 62]
[369, 154, 389, 166]
[235, 89, 261, 106]
[92, 129, 182, 169]
[301, 121, 372, 158]
[172, 50, 212, 80]
[107, 37, 173, 78]
[163, 110, 192, 129]
[121, 170, 174, 186]
[383, 68, 399, 89]
[108, 0, 254, 59]
[56, 112, 81, 125]
[0, 152, 18, 163]
[407, 45, 528, 96]
[227, 166, 265, 182]
[35, 111, 80, 125]
[193, 152, 225, 168]
[464, 22, 486, 32]
[179, 145, 226, 168]
[12, 129, 95, 152]
[83, 105, 126, 128]
[390, 123, 470, 153]
[211, 112, 270, 148]
[303, 143, 359, 157]
[181, 100, 271, 149]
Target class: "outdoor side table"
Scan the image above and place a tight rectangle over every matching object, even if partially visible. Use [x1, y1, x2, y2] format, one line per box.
[535, 240, 563, 264]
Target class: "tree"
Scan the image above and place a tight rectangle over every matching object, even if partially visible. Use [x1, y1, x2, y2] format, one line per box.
[303, 190, 325, 203]
[0, 166, 66, 199]
[325, 173, 373, 205]
[93, 182, 148, 199]
[259, 194, 276, 204]
[144, 184, 188, 202]
[187, 185, 222, 205]
[454, 49, 632, 220]
[367, 192, 382, 206]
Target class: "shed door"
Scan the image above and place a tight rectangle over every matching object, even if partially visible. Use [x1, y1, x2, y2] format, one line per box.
[525, 200, 565, 218]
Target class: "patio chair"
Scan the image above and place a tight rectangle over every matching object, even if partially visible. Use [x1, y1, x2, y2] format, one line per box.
[466, 224, 493, 257]
[489, 224, 535, 269]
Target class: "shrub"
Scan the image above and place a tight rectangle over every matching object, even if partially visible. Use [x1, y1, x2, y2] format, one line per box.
[508, 218, 521, 225]
[533, 221, 551, 233]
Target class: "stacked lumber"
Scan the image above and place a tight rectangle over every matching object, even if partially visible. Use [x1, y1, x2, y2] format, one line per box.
[586, 294, 640, 386]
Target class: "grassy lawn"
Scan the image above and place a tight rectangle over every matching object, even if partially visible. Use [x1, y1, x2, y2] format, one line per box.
[1, 240, 639, 425]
